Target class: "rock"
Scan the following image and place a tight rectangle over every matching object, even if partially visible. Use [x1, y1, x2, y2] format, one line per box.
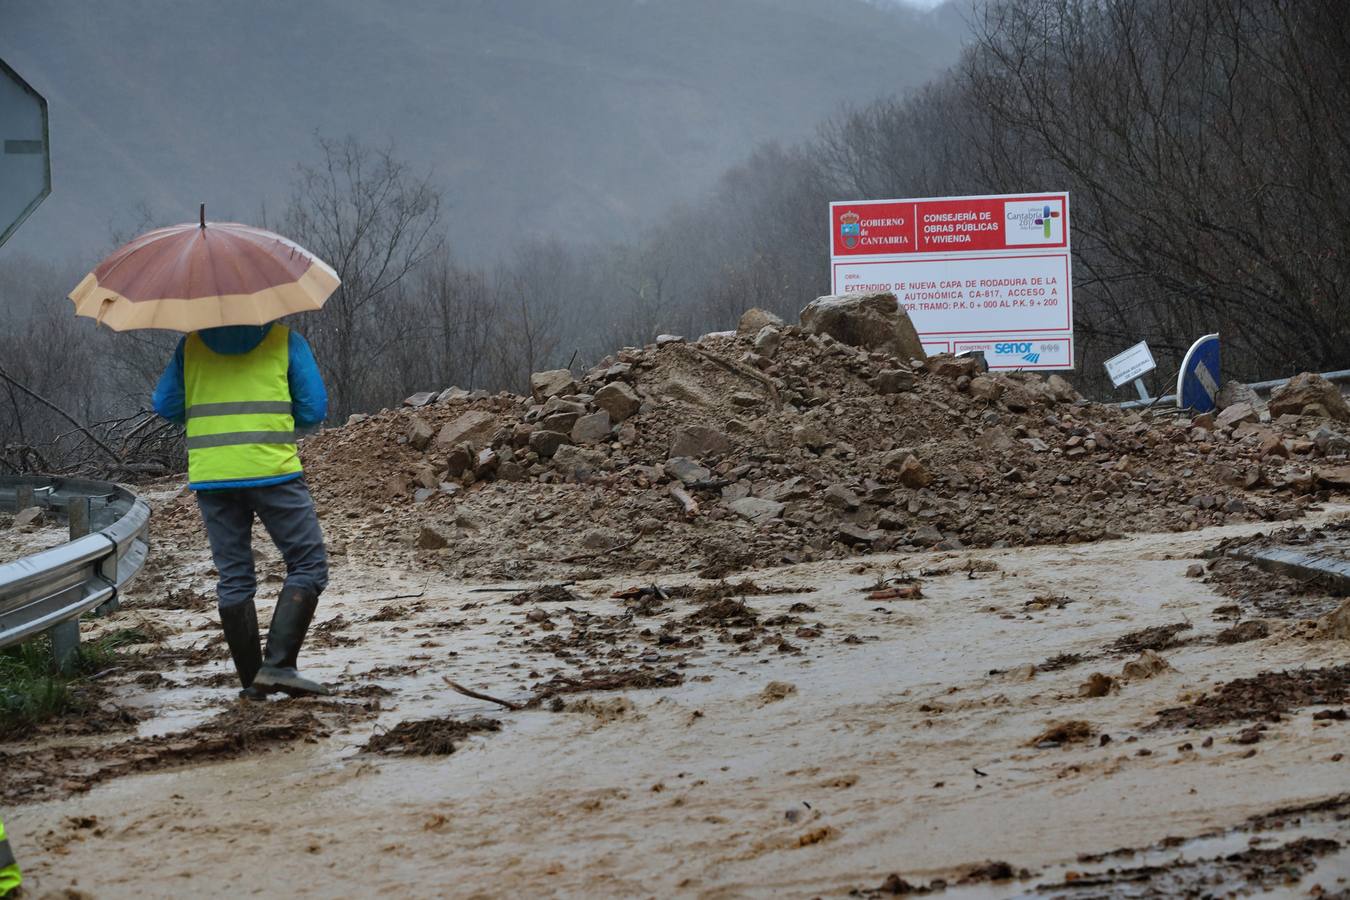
[763, 476, 812, 501]
[1045, 374, 1080, 403]
[730, 391, 761, 408]
[345, 413, 368, 426]
[1268, 373, 1350, 421]
[384, 474, 411, 498]
[474, 447, 499, 478]
[791, 423, 829, 451]
[664, 457, 712, 484]
[436, 411, 498, 451]
[407, 416, 435, 451]
[799, 292, 926, 360]
[822, 484, 860, 511]
[403, 391, 435, 408]
[1315, 465, 1350, 488]
[882, 453, 931, 488]
[1216, 401, 1260, 429]
[1185, 563, 1205, 578]
[1078, 673, 1117, 697]
[975, 427, 1017, 453]
[581, 528, 624, 550]
[416, 526, 449, 550]
[928, 353, 979, 379]
[670, 425, 731, 459]
[837, 523, 883, 545]
[1216, 380, 1266, 415]
[753, 325, 782, 358]
[571, 410, 612, 444]
[530, 369, 578, 402]
[1319, 599, 1350, 640]
[413, 466, 439, 490]
[593, 382, 640, 422]
[1121, 650, 1172, 680]
[729, 496, 785, 524]
[13, 507, 44, 528]
[528, 429, 570, 458]
[413, 487, 436, 504]
[553, 445, 606, 481]
[655, 334, 686, 346]
[737, 307, 785, 335]
[969, 375, 1005, 402]
[913, 524, 944, 545]
[437, 387, 469, 403]
[872, 368, 916, 394]
[542, 411, 582, 433]
[443, 444, 474, 477]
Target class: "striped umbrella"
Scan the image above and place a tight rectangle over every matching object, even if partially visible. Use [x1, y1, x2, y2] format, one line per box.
[68, 205, 339, 332]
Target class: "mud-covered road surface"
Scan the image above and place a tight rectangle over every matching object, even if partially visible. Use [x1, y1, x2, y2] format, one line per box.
[4, 508, 1349, 898]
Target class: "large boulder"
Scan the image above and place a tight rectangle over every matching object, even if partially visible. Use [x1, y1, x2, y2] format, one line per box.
[530, 369, 578, 402]
[1268, 373, 1350, 422]
[737, 307, 785, 335]
[593, 381, 640, 422]
[800, 292, 926, 361]
[436, 411, 498, 451]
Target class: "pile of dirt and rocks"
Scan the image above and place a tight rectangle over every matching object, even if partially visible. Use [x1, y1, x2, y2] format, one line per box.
[158, 294, 1348, 578]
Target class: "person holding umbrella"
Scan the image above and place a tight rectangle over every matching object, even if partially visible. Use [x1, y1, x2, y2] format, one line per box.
[69, 206, 341, 699]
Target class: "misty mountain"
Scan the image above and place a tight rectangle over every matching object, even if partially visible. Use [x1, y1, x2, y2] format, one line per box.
[0, 0, 967, 263]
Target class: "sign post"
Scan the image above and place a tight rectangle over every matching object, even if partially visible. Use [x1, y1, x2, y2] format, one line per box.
[1104, 341, 1157, 401]
[829, 192, 1072, 371]
[0, 56, 51, 250]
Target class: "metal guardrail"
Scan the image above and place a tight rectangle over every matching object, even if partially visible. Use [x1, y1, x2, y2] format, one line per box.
[1119, 368, 1350, 410]
[0, 475, 150, 657]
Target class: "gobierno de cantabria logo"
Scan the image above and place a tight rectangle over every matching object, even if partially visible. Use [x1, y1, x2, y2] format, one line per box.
[1004, 201, 1062, 244]
[839, 211, 861, 249]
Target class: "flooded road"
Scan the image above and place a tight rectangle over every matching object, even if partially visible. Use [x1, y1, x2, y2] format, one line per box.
[5, 509, 1349, 897]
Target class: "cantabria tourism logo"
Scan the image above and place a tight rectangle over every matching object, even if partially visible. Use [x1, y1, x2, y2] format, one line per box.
[1003, 200, 1062, 245]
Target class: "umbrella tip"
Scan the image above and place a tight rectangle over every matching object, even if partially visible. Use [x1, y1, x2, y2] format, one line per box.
[199, 203, 206, 229]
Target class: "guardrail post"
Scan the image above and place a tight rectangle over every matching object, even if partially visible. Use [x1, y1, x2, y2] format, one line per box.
[46, 497, 92, 673]
[14, 483, 33, 512]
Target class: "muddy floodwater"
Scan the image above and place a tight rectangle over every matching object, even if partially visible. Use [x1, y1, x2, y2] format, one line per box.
[4, 509, 1349, 897]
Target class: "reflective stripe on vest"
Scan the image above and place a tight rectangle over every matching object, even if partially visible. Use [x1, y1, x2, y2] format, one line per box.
[184, 325, 302, 487]
[0, 838, 14, 870]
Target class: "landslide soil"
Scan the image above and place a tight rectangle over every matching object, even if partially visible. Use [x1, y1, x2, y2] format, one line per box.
[5, 508, 1350, 898]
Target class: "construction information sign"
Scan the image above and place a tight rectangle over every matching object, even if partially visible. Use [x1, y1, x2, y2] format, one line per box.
[830, 192, 1073, 370]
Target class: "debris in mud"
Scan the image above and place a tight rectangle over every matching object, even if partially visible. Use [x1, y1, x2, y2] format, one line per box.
[138, 587, 215, 611]
[1216, 619, 1270, 643]
[760, 681, 797, 704]
[685, 597, 759, 628]
[1030, 720, 1095, 748]
[1121, 649, 1173, 680]
[507, 584, 583, 605]
[1109, 622, 1194, 654]
[868, 585, 922, 601]
[957, 860, 1027, 883]
[1078, 673, 1117, 698]
[530, 667, 684, 705]
[0, 701, 358, 805]
[1151, 664, 1350, 731]
[363, 715, 501, 756]
[1039, 651, 1088, 672]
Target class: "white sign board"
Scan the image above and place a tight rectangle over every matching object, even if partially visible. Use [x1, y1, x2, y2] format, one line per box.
[830, 192, 1072, 370]
[1103, 341, 1156, 388]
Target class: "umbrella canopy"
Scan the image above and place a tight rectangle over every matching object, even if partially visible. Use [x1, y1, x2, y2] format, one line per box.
[68, 208, 339, 332]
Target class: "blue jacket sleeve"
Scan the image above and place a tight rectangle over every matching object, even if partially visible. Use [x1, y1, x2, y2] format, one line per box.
[288, 331, 328, 427]
[151, 338, 187, 425]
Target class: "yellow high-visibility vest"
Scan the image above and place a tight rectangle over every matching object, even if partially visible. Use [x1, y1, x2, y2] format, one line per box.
[0, 818, 21, 896]
[184, 324, 302, 488]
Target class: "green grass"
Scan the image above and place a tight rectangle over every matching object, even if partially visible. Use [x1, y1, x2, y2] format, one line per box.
[0, 627, 154, 734]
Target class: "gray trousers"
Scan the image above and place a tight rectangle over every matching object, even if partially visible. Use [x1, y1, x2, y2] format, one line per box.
[196, 477, 329, 609]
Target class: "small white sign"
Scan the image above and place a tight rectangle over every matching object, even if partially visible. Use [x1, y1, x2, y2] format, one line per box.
[1104, 341, 1156, 388]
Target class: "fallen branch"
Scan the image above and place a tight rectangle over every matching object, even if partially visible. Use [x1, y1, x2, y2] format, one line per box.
[442, 677, 523, 711]
[676, 343, 782, 409]
[669, 482, 699, 518]
[0, 363, 123, 464]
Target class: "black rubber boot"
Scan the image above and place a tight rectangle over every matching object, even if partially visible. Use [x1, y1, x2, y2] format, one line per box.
[251, 584, 329, 697]
[218, 603, 267, 700]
